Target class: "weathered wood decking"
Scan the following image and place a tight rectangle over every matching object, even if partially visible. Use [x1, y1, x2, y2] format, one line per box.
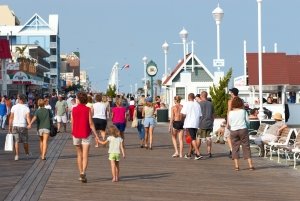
[1, 123, 300, 201]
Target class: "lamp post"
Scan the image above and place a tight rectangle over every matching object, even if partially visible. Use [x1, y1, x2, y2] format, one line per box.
[257, 0, 264, 119]
[162, 41, 169, 77]
[142, 56, 148, 96]
[212, 4, 224, 72]
[179, 28, 188, 71]
[114, 62, 119, 94]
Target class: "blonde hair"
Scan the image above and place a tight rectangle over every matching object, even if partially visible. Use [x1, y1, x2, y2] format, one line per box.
[174, 95, 182, 103]
[38, 99, 45, 107]
[108, 125, 121, 138]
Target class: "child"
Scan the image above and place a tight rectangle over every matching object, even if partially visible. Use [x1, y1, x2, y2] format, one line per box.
[214, 120, 226, 144]
[98, 125, 125, 182]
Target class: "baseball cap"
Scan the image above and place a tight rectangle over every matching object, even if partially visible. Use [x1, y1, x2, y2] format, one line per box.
[229, 88, 239, 96]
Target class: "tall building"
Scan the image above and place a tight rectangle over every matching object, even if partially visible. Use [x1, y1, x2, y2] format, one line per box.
[0, 5, 60, 91]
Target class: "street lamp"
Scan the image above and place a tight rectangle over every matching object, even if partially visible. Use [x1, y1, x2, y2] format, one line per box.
[212, 4, 224, 72]
[114, 62, 119, 94]
[162, 41, 169, 77]
[142, 56, 148, 96]
[257, 0, 264, 119]
[179, 28, 188, 71]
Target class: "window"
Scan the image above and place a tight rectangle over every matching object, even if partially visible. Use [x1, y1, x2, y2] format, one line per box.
[176, 87, 185, 99]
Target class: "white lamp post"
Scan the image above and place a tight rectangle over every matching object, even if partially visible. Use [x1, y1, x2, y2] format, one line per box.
[212, 4, 224, 72]
[162, 41, 169, 77]
[114, 62, 119, 94]
[142, 56, 148, 96]
[179, 28, 188, 71]
[257, 0, 264, 119]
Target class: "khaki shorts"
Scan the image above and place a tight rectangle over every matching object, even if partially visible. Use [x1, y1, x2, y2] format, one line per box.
[38, 128, 50, 136]
[56, 114, 67, 123]
[197, 129, 212, 140]
[12, 126, 28, 143]
[73, 135, 92, 145]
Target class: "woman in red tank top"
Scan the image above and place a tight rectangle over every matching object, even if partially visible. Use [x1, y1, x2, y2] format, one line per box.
[71, 92, 99, 183]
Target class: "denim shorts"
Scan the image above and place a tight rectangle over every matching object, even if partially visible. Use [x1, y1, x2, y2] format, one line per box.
[143, 117, 155, 128]
[73, 135, 92, 145]
[114, 123, 126, 132]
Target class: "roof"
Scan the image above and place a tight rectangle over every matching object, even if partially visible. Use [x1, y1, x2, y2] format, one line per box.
[162, 53, 214, 85]
[247, 53, 300, 86]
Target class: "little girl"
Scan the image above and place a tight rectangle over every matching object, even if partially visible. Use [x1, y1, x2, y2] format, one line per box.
[98, 125, 125, 182]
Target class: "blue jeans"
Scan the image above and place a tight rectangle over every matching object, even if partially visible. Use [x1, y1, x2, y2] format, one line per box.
[137, 119, 145, 140]
[0, 115, 7, 129]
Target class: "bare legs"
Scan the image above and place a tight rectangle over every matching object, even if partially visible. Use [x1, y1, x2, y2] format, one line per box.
[39, 133, 49, 159]
[171, 129, 184, 157]
[144, 126, 154, 149]
[111, 160, 120, 182]
[76, 144, 90, 179]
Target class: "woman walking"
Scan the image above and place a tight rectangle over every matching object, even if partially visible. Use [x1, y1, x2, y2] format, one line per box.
[133, 98, 145, 148]
[228, 97, 254, 171]
[143, 97, 155, 150]
[169, 96, 184, 158]
[0, 96, 8, 130]
[92, 94, 109, 147]
[28, 99, 52, 160]
[71, 92, 99, 183]
[111, 98, 127, 139]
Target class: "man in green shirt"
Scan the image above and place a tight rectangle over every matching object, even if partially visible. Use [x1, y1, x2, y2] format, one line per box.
[55, 95, 68, 133]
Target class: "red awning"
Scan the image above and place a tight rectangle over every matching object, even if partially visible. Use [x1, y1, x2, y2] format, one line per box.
[0, 39, 12, 59]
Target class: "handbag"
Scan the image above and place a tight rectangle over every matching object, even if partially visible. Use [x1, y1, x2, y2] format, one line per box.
[4, 133, 14, 151]
[131, 118, 138, 128]
[48, 109, 58, 137]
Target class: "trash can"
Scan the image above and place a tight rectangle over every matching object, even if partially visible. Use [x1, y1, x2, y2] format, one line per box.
[156, 109, 168, 122]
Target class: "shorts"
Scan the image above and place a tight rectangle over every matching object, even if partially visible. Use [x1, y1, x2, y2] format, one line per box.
[38, 128, 50, 136]
[173, 121, 184, 130]
[56, 114, 67, 123]
[93, 118, 107, 131]
[143, 117, 155, 128]
[73, 135, 92, 145]
[109, 153, 120, 161]
[187, 128, 198, 141]
[197, 129, 212, 139]
[12, 126, 29, 143]
[114, 123, 126, 132]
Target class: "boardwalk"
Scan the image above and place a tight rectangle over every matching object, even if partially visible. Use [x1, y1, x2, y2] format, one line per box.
[1, 122, 300, 201]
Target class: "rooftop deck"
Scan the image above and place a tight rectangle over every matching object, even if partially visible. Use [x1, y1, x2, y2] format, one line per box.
[1, 122, 300, 201]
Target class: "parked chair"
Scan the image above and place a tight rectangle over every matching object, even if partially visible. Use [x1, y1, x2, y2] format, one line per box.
[248, 123, 269, 155]
[266, 127, 296, 161]
[292, 129, 300, 169]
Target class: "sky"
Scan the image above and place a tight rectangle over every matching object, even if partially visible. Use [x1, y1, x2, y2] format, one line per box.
[2, 0, 300, 93]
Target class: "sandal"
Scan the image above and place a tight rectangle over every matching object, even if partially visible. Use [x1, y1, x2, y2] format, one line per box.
[172, 154, 179, 158]
[235, 167, 240, 171]
[249, 167, 255, 171]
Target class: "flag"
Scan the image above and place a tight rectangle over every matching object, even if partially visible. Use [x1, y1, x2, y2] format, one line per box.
[121, 64, 130, 70]
[0, 39, 12, 59]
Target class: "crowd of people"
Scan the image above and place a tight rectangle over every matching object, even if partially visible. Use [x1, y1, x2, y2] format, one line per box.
[7, 87, 295, 183]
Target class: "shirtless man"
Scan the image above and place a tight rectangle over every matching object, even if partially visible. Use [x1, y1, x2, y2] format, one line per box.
[169, 96, 184, 158]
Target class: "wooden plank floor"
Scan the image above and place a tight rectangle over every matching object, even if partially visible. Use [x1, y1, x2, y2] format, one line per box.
[2, 122, 300, 201]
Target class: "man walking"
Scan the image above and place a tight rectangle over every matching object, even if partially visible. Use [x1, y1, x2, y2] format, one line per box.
[55, 95, 68, 133]
[181, 93, 202, 160]
[8, 94, 31, 161]
[197, 91, 214, 158]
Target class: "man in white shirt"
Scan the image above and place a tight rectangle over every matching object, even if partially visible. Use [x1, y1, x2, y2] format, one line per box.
[181, 93, 202, 160]
[8, 94, 31, 161]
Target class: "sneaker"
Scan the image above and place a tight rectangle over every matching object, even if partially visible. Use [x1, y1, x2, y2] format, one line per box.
[184, 153, 191, 159]
[194, 154, 204, 160]
[80, 173, 87, 183]
[14, 155, 19, 161]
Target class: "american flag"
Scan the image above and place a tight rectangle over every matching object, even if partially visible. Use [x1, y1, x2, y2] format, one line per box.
[121, 64, 130, 70]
